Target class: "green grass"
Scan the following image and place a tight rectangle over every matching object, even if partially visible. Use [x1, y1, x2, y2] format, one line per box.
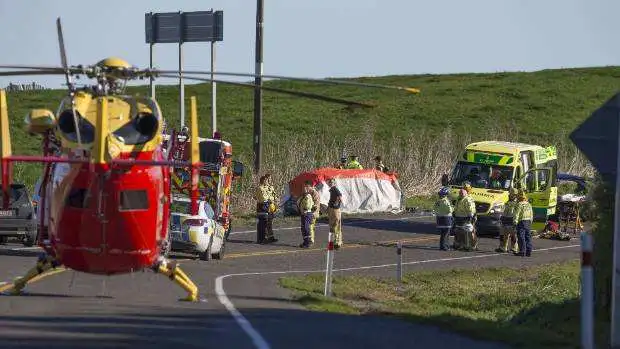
[279, 260, 606, 349]
[4, 66, 617, 200]
[405, 195, 435, 211]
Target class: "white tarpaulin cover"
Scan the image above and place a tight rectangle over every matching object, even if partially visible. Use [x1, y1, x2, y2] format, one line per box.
[284, 168, 404, 214]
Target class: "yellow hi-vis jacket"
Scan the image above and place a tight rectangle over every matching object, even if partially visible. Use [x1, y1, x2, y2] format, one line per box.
[256, 184, 277, 203]
[454, 196, 476, 217]
[503, 200, 518, 218]
[346, 160, 363, 169]
[298, 193, 314, 213]
[513, 200, 533, 224]
[433, 197, 453, 217]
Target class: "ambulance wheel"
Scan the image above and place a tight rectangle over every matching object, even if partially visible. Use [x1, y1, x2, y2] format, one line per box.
[200, 238, 213, 261]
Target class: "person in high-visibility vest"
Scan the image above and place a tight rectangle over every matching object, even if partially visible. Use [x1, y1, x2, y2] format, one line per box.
[327, 178, 344, 249]
[453, 188, 476, 250]
[496, 188, 519, 253]
[297, 186, 315, 248]
[304, 181, 321, 245]
[513, 190, 533, 257]
[346, 155, 363, 169]
[434, 186, 453, 251]
[255, 174, 279, 244]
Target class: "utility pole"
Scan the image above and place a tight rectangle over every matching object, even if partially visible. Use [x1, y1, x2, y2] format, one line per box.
[253, 0, 264, 174]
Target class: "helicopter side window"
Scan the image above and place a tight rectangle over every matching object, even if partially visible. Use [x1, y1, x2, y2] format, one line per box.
[113, 112, 159, 145]
[57, 110, 95, 144]
[119, 190, 149, 211]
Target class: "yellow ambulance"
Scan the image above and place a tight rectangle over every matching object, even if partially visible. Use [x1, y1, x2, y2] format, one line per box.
[441, 141, 558, 234]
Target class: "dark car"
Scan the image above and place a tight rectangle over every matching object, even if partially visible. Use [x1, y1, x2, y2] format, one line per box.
[0, 183, 38, 246]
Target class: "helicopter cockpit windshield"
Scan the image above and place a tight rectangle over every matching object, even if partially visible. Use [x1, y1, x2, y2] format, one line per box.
[112, 96, 161, 146]
[54, 95, 161, 147]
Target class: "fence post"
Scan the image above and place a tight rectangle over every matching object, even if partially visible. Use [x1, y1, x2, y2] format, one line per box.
[396, 241, 403, 283]
[324, 231, 334, 297]
[581, 231, 594, 349]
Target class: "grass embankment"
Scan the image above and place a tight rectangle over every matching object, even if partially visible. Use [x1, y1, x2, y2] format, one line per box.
[280, 260, 605, 349]
[4, 66, 613, 213]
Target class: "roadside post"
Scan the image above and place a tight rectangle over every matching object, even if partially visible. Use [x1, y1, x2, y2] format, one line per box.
[570, 92, 620, 348]
[324, 232, 335, 297]
[581, 231, 594, 349]
[396, 241, 403, 284]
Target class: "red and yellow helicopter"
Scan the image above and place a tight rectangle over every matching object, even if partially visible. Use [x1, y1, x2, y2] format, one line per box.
[0, 18, 419, 301]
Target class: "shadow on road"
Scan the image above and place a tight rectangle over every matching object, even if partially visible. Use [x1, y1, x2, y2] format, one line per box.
[0, 307, 511, 349]
[342, 217, 435, 234]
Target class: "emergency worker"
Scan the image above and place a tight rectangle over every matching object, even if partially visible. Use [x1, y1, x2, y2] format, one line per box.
[255, 174, 278, 244]
[374, 156, 389, 172]
[327, 178, 343, 249]
[434, 187, 453, 251]
[304, 180, 321, 244]
[453, 188, 476, 250]
[513, 190, 533, 257]
[297, 186, 315, 248]
[495, 188, 519, 253]
[346, 155, 363, 169]
[335, 157, 347, 169]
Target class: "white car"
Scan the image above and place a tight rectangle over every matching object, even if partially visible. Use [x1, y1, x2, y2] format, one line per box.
[168, 195, 227, 260]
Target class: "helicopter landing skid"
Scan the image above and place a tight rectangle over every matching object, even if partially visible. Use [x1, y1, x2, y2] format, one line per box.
[152, 257, 199, 302]
[5, 253, 63, 295]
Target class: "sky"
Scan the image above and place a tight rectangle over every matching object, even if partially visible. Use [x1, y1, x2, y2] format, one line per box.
[0, 0, 619, 89]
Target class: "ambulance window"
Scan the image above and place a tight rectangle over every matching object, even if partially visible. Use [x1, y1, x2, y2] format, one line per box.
[199, 141, 222, 163]
[119, 190, 149, 211]
[520, 152, 531, 173]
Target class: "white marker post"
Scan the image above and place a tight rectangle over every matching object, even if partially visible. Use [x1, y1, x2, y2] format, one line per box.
[324, 232, 335, 297]
[581, 231, 594, 349]
[396, 241, 403, 284]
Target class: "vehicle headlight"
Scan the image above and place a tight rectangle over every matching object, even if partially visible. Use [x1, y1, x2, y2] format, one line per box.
[489, 202, 504, 214]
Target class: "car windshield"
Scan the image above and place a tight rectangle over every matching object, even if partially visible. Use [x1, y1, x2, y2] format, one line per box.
[170, 200, 190, 214]
[0, 185, 30, 209]
[449, 162, 514, 189]
[170, 199, 215, 219]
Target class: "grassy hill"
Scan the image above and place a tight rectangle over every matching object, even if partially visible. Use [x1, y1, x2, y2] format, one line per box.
[3, 66, 617, 213]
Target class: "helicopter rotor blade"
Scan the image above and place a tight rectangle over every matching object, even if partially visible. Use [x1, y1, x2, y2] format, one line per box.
[56, 18, 72, 87]
[0, 65, 67, 71]
[0, 69, 68, 77]
[154, 69, 421, 94]
[157, 73, 376, 108]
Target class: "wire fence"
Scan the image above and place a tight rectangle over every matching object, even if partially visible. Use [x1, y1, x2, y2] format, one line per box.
[4, 82, 49, 92]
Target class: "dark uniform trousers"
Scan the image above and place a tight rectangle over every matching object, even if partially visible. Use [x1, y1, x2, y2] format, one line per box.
[516, 220, 532, 256]
[300, 212, 314, 247]
[257, 201, 274, 243]
[436, 216, 453, 250]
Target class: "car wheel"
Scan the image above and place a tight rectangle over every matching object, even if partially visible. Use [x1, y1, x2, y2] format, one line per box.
[23, 234, 36, 247]
[212, 237, 225, 260]
[200, 236, 213, 261]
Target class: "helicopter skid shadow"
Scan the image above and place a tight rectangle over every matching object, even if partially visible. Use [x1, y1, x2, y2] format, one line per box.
[0, 248, 44, 258]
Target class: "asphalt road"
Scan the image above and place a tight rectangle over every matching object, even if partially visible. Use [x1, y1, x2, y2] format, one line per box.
[0, 213, 580, 349]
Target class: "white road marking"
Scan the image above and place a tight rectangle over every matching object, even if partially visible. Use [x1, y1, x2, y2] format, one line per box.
[216, 243, 580, 349]
[229, 214, 432, 235]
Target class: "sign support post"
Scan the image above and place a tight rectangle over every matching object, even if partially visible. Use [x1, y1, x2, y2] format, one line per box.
[144, 10, 224, 129]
